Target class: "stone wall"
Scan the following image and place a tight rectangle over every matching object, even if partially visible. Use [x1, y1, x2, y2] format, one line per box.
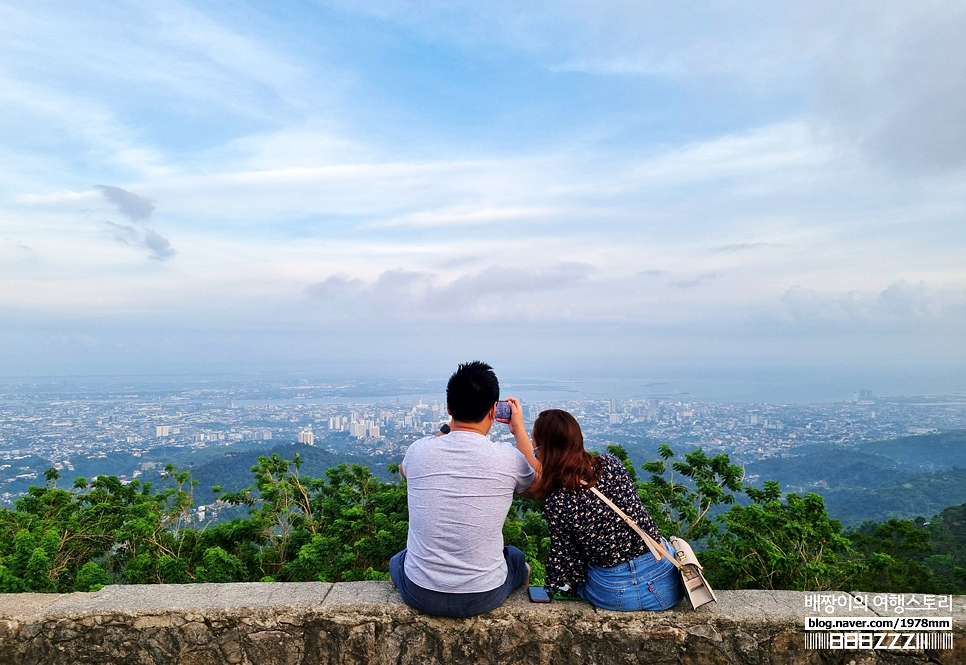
[0, 583, 962, 665]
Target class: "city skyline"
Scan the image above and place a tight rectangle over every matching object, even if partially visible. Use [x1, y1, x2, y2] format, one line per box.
[1, 2, 964, 395]
[3, 375, 965, 521]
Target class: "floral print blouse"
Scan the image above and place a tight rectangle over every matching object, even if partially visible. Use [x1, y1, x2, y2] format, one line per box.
[543, 454, 663, 593]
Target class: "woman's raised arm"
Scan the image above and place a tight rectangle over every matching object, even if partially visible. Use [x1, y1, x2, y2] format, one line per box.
[506, 396, 542, 473]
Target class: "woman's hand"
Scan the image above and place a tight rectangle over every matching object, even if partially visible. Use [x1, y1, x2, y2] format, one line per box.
[506, 397, 526, 438]
[506, 397, 541, 472]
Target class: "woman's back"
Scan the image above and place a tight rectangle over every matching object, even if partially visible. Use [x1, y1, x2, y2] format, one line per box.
[543, 454, 664, 591]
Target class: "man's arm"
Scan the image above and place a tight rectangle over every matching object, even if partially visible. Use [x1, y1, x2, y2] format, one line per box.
[516, 473, 542, 500]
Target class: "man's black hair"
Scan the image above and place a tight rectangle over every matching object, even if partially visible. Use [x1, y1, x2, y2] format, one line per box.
[446, 361, 500, 423]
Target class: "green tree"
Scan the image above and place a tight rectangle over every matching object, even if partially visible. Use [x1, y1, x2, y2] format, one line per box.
[196, 547, 248, 583]
[637, 444, 744, 540]
[74, 561, 112, 592]
[846, 518, 952, 593]
[288, 463, 408, 582]
[503, 497, 550, 586]
[704, 481, 856, 591]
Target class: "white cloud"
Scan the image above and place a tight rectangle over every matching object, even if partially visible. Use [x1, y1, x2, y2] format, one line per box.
[205, 127, 367, 171]
[623, 122, 833, 189]
[304, 262, 597, 321]
[0, 74, 171, 180]
[145, 2, 309, 98]
[320, 1, 966, 177]
[780, 281, 966, 328]
[138, 156, 567, 223]
[371, 205, 558, 229]
[321, 1, 797, 84]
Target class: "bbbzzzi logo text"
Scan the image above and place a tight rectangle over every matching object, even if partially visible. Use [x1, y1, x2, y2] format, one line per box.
[804, 632, 953, 650]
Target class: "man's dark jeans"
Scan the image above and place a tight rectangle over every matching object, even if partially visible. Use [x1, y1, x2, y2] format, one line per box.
[389, 546, 528, 618]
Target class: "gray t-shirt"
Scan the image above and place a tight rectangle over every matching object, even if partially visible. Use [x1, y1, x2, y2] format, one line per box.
[402, 430, 535, 593]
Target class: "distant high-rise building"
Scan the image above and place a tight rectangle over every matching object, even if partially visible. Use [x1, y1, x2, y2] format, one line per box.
[298, 427, 314, 446]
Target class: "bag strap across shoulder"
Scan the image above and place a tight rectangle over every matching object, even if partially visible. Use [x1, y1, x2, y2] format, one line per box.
[582, 482, 682, 570]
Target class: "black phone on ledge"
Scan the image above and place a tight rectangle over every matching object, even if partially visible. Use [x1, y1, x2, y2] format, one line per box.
[528, 586, 551, 603]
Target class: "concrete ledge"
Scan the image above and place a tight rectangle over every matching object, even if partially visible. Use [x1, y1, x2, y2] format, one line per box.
[0, 584, 962, 664]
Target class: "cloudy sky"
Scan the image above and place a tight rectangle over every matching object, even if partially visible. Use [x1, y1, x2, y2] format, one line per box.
[1, 1, 964, 399]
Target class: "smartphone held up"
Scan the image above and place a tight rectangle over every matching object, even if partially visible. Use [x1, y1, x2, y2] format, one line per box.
[495, 400, 511, 421]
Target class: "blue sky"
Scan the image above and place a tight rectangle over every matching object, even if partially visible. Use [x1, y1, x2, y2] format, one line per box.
[1, 1, 964, 399]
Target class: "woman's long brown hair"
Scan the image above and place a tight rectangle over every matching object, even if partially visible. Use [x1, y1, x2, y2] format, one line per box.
[529, 409, 601, 498]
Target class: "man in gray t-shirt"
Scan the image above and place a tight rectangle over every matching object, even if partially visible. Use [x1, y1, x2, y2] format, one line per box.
[389, 361, 537, 617]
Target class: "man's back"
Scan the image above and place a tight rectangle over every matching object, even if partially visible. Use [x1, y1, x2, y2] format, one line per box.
[403, 430, 534, 593]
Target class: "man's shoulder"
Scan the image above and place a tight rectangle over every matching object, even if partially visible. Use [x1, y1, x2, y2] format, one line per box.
[402, 434, 440, 466]
[408, 433, 438, 449]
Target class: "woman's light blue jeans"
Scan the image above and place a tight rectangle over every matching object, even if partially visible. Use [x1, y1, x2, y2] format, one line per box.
[578, 539, 685, 611]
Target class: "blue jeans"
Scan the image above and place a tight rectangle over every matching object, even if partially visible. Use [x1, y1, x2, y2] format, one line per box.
[389, 546, 528, 618]
[579, 539, 684, 611]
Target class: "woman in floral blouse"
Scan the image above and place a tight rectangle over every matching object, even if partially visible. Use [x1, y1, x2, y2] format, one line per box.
[508, 404, 683, 611]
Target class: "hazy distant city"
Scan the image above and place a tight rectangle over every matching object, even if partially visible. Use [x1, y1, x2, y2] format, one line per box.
[2, 375, 964, 507]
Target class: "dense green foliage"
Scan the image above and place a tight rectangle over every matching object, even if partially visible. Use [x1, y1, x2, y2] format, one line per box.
[0, 446, 964, 595]
[634, 443, 744, 541]
[633, 445, 965, 593]
[0, 456, 408, 592]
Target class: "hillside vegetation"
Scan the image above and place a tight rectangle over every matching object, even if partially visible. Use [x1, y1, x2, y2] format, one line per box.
[744, 430, 966, 524]
[1, 444, 963, 595]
